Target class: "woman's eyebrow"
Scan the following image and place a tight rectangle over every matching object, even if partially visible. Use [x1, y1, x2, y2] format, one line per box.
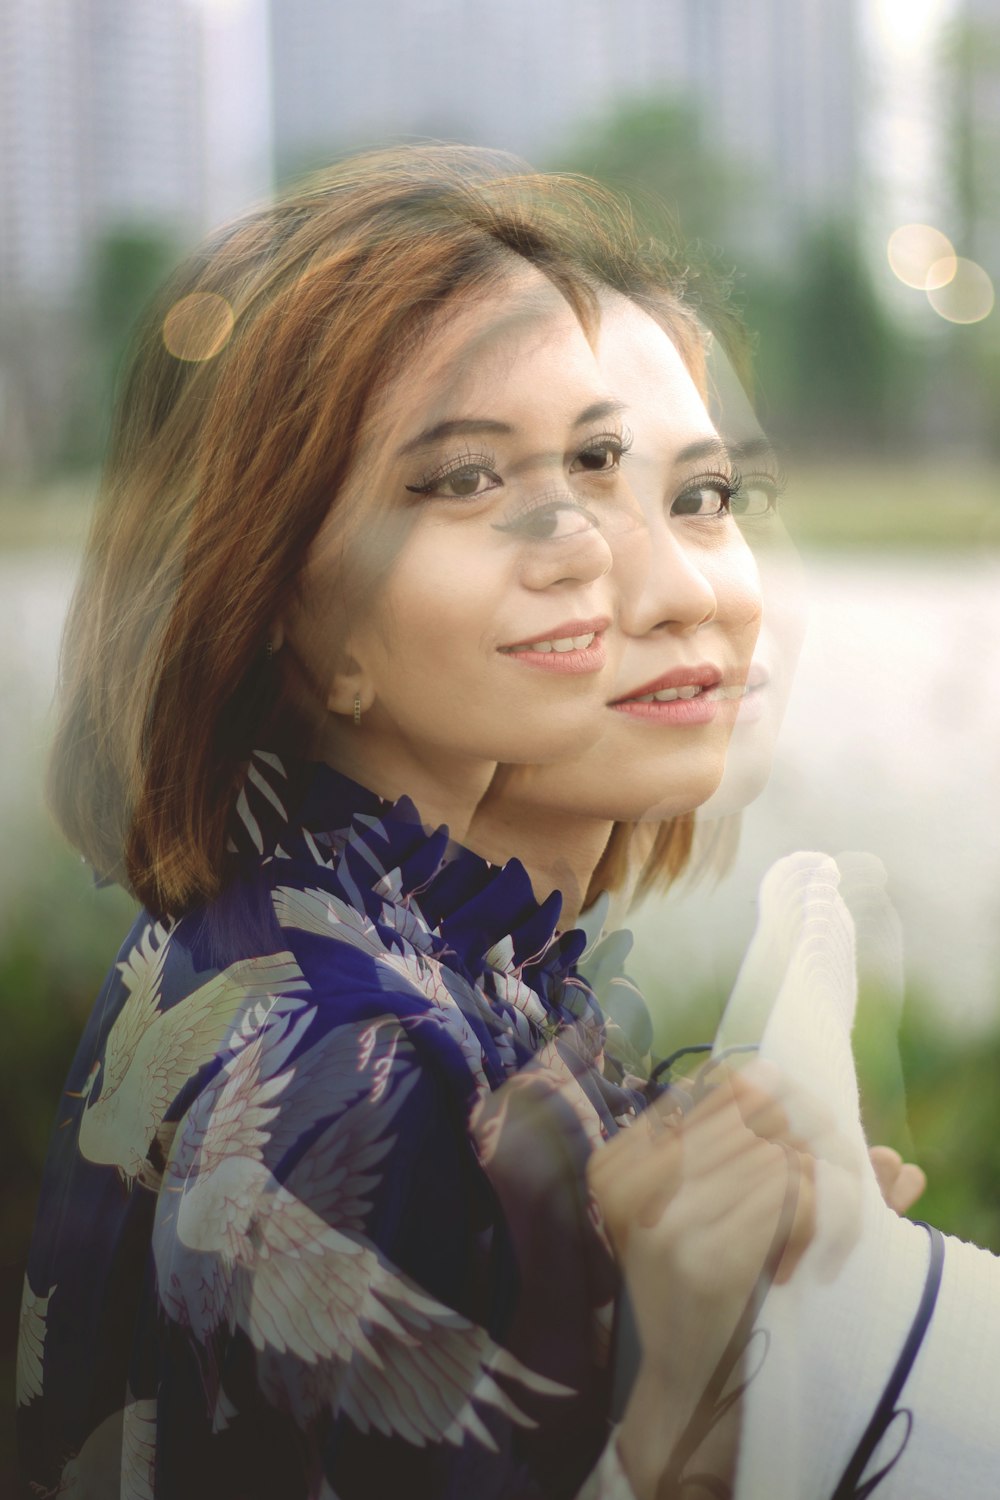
[729, 435, 783, 468]
[674, 436, 733, 469]
[396, 399, 627, 460]
[396, 418, 513, 458]
[574, 398, 627, 428]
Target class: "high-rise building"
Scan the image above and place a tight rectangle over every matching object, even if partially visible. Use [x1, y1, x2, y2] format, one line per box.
[0, 0, 271, 473]
[0, 0, 208, 312]
[951, 0, 1000, 279]
[267, 0, 863, 245]
[0, 0, 86, 305]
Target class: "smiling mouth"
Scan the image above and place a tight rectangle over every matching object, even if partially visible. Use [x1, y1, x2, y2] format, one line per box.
[610, 664, 742, 723]
[501, 630, 598, 654]
[498, 617, 609, 673]
[626, 683, 744, 704]
[500, 616, 608, 654]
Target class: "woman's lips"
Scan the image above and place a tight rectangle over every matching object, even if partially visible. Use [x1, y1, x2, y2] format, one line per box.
[499, 616, 610, 674]
[610, 662, 734, 726]
[733, 662, 771, 726]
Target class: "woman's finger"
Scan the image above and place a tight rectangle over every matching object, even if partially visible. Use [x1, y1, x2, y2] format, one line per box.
[887, 1160, 927, 1215]
[868, 1144, 926, 1214]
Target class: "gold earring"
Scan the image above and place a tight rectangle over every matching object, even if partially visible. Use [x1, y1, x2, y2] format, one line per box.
[353, 693, 361, 726]
[264, 639, 273, 662]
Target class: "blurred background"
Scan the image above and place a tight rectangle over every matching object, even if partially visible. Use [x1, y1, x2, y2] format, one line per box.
[3, 0, 1000, 1484]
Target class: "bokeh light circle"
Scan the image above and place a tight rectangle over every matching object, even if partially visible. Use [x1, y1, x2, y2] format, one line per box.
[887, 224, 957, 290]
[163, 292, 235, 361]
[926, 258, 995, 324]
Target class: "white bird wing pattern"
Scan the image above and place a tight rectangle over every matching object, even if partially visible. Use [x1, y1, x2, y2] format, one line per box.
[273, 885, 387, 957]
[103, 922, 172, 1098]
[264, 1013, 416, 1162]
[160, 1032, 569, 1449]
[157, 1024, 302, 1337]
[121, 1394, 156, 1500]
[16, 1276, 55, 1407]
[245, 1184, 569, 1448]
[137, 952, 310, 1140]
[186, 1027, 298, 1177]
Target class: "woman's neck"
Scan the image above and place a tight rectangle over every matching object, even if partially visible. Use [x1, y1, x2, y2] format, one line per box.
[466, 766, 614, 928]
[314, 727, 494, 844]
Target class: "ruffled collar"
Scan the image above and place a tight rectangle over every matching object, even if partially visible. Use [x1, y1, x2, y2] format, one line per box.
[220, 750, 652, 1127]
[228, 749, 592, 1011]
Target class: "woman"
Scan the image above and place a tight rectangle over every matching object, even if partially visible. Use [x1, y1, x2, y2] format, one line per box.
[18, 148, 815, 1499]
[473, 298, 1000, 1495]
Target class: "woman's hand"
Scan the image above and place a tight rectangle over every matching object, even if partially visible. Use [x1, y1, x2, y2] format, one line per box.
[869, 1144, 926, 1216]
[587, 1065, 818, 1498]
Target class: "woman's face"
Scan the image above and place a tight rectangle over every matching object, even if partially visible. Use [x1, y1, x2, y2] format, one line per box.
[697, 339, 806, 816]
[284, 270, 641, 804]
[497, 295, 763, 823]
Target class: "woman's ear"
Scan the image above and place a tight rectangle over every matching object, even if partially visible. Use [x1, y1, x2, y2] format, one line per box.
[277, 594, 375, 722]
[325, 654, 375, 719]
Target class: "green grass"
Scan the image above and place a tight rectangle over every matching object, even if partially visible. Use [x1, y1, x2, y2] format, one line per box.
[778, 461, 1000, 550]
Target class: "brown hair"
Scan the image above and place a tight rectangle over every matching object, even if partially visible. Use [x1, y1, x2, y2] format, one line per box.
[50, 144, 714, 917]
[584, 815, 696, 911]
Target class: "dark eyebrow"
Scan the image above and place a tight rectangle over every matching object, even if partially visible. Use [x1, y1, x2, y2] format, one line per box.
[673, 435, 783, 471]
[674, 437, 732, 469]
[728, 435, 783, 468]
[396, 418, 513, 458]
[573, 399, 627, 428]
[395, 399, 627, 460]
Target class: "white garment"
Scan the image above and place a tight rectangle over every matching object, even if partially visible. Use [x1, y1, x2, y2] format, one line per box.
[723, 853, 1000, 1498]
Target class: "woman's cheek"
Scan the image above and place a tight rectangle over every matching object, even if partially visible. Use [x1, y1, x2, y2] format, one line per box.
[712, 537, 764, 640]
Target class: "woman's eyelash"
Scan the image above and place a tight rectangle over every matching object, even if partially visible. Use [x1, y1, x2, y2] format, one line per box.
[671, 461, 787, 519]
[671, 468, 739, 517]
[727, 462, 788, 516]
[575, 426, 634, 467]
[403, 427, 632, 499]
[492, 489, 599, 536]
[404, 449, 498, 496]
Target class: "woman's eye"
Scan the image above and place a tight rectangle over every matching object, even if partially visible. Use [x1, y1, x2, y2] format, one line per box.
[569, 435, 626, 475]
[729, 478, 779, 518]
[671, 482, 731, 518]
[432, 466, 501, 499]
[404, 456, 502, 500]
[497, 500, 598, 542]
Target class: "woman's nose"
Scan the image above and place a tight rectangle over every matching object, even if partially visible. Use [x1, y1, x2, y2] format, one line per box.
[615, 516, 717, 638]
[518, 517, 615, 592]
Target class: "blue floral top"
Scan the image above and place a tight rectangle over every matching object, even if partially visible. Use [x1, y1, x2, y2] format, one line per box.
[17, 753, 648, 1499]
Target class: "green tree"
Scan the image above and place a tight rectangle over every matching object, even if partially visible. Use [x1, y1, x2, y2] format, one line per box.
[940, 14, 1000, 458]
[550, 96, 757, 256]
[61, 225, 178, 469]
[781, 223, 909, 451]
[549, 98, 915, 454]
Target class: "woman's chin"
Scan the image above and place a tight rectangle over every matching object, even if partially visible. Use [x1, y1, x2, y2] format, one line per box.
[623, 767, 728, 825]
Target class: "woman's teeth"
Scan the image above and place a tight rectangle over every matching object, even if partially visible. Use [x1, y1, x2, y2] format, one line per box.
[629, 683, 749, 703]
[632, 685, 704, 702]
[519, 632, 596, 653]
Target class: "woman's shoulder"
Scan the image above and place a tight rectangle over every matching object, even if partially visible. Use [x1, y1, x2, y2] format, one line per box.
[63, 748, 634, 1193]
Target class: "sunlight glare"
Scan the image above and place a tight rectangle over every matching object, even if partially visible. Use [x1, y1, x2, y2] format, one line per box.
[926, 259, 995, 323]
[872, 0, 953, 62]
[162, 293, 235, 361]
[887, 224, 957, 289]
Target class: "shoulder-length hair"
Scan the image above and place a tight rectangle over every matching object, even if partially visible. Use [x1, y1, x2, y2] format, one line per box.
[50, 143, 718, 919]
